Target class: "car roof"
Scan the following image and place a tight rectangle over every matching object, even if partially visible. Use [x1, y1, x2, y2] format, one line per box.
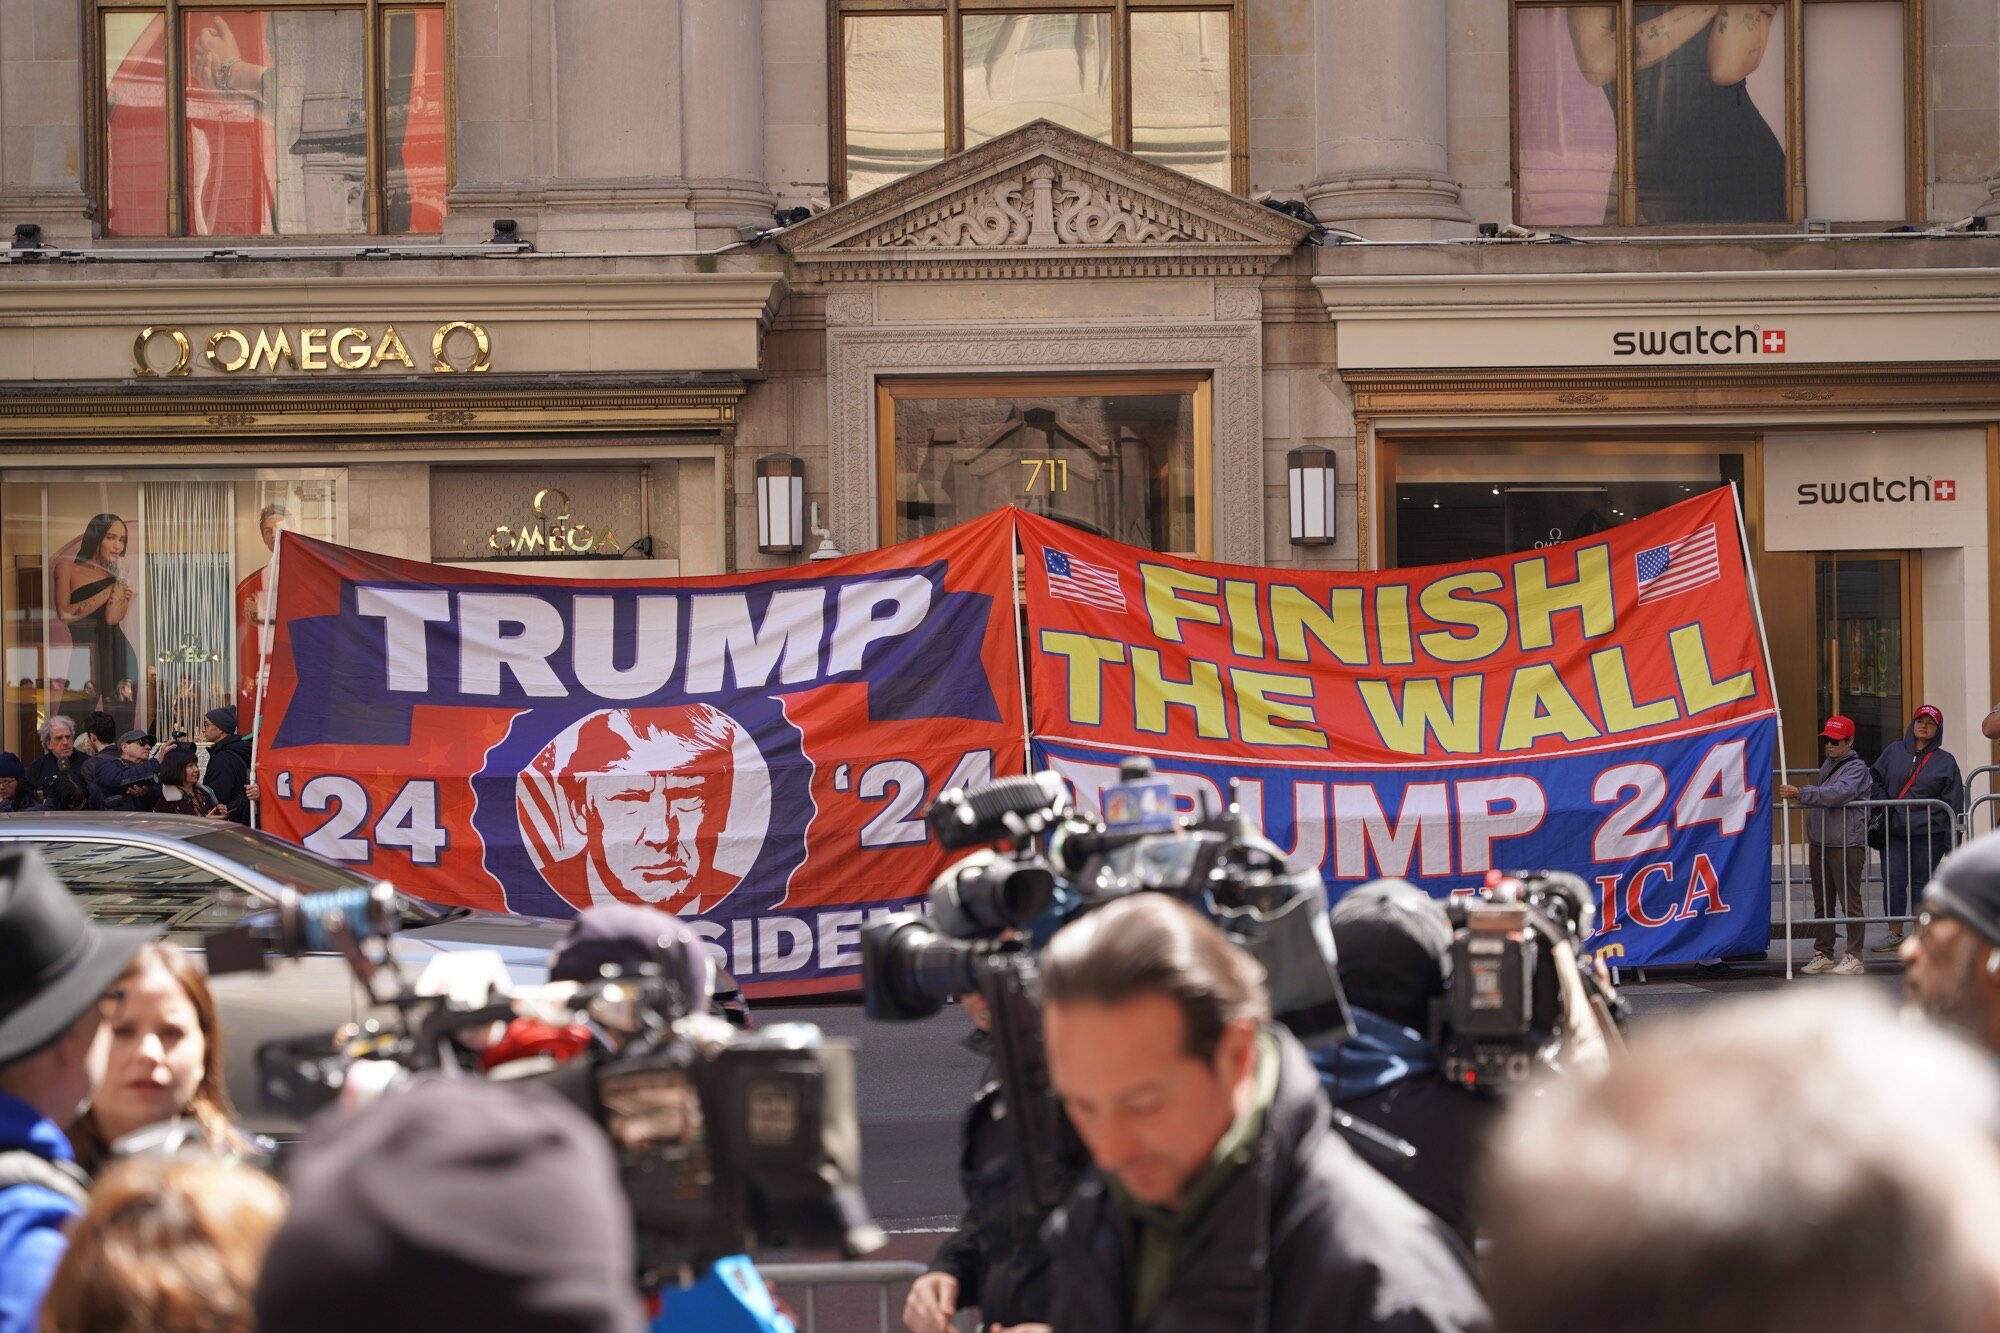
[0, 812, 255, 841]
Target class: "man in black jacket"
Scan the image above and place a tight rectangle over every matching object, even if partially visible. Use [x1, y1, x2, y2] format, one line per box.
[905, 993, 1068, 1333]
[1038, 894, 1489, 1333]
[197, 706, 255, 824]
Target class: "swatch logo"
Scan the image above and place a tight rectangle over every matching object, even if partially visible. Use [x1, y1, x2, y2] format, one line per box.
[1796, 476, 1954, 506]
[1611, 324, 1785, 357]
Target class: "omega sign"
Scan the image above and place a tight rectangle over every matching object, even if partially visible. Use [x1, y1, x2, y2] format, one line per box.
[132, 321, 492, 377]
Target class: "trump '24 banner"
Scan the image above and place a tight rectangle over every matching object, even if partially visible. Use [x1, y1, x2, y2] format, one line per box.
[1021, 489, 1776, 969]
[256, 511, 1026, 996]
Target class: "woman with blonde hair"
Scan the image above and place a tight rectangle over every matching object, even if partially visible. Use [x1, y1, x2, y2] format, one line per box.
[68, 942, 260, 1173]
[38, 1155, 286, 1333]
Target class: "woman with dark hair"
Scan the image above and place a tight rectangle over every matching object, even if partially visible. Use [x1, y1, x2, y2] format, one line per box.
[54, 514, 141, 729]
[40, 771, 99, 812]
[68, 941, 265, 1174]
[155, 746, 219, 818]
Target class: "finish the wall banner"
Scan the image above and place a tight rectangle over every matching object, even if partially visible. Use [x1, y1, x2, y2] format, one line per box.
[1020, 490, 1776, 969]
[255, 511, 1026, 997]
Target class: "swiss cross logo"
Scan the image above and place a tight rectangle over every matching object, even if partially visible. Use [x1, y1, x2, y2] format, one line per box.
[1761, 329, 1787, 353]
[1936, 480, 1957, 501]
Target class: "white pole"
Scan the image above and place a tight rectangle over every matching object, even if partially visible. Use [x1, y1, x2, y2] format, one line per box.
[247, 526, 284, 830]
[1729, 482, 1793, 978]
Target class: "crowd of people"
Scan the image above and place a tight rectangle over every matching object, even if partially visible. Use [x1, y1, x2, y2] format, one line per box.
[0, 707, 253, 822]
[1776, 703, 1974, 973]
[10, 807, 2000, 1330]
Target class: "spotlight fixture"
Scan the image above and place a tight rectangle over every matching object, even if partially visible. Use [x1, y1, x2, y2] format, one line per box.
[487, 218, 530, 250]
[1801, 218, 1833, 236]
[1260, 198, 1322, 228]
[11, 223, 42, 251]
[772, 205, 814, 228]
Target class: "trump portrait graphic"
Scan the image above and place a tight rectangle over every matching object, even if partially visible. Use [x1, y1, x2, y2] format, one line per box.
[516, 704, 774, 915]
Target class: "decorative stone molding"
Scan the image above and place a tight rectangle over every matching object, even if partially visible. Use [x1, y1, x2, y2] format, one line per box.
[1214, 286, 1263, 322]
[824, 292, 875, 327]
[782, 120, 1313, 283]
[825, 323, 1265, 563]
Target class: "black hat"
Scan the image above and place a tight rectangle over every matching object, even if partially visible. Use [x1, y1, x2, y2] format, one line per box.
[204, 705, 238, 734]
[0, 753, 23, 783]
[117, 728, 156, 747]
[1925, 829, 2000, 947]
[254, 1078, 641, 1333]
[1329, 878, 1453, 1034]
[548, 904, 710, 1018]
[0, 846, 158, 1065]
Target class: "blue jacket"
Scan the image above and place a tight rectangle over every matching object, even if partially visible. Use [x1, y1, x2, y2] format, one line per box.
[0, 1092, 85, 1333]
[1871, 715, 1966, 839]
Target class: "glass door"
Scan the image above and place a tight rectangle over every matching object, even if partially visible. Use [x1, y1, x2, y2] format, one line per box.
[1814, 553, 1918, 762]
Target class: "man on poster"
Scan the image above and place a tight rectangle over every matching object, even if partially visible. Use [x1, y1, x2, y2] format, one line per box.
[517, 704, 767, 916]
[237, 504, 287, 724]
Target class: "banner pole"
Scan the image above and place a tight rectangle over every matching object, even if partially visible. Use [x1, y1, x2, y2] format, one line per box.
[1730, 482, 1793, 978]
[247, 526, 283, 830]
[1009, 510, 1033, 776]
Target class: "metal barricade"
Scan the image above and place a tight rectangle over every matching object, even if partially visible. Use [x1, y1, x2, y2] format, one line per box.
[1966, 766, 2000, 838]
[1772, 793, 1961, 978]
[760, 1260, 929, 1333]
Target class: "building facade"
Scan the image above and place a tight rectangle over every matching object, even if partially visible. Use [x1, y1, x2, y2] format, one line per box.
[2, 0, 1997, 770]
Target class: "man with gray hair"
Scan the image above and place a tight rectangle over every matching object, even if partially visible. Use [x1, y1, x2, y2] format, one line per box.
[1038, 892, 1489, 1332]
[23, 717, 77, 804]
[1479, 988, 2000, 1333]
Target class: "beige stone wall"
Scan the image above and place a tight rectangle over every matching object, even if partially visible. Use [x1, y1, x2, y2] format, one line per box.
[345, 464, 435, 561]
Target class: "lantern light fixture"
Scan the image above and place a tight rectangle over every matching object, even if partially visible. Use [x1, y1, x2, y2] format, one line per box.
[1287, 444, 1337, 546]
[755, 452, 805, 555]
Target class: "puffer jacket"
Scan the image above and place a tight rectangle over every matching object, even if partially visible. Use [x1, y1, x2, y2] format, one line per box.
[1796, 750, 1870, 847]
[1871, 714, 1966, 838]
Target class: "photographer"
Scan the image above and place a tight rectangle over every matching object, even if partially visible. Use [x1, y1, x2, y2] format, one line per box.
[1038, 894, 1489, 1333]
[1902, 827, 2000, 1054]
[0, 849, 159, 1333]
[1319, 880, 1497, 1246]
[906, 990, 1068, 1333]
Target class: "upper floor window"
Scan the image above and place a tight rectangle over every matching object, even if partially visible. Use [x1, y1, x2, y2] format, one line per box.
[1513, 1, 1921, 227]
[93, 2, 448, 237]
[834, 2, 1243, 201]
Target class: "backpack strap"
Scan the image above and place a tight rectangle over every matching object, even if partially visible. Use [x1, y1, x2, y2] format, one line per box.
[0, 1148, 89, 1207]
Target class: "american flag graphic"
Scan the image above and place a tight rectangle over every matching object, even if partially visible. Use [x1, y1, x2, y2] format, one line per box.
[1044, 548, 1125, 612]
[1635, 524, 1722, 605]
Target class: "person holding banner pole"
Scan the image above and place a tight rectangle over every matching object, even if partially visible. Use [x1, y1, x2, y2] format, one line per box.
[1777, 716, 1871, 976]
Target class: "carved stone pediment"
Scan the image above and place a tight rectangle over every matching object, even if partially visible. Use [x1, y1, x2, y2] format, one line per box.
[779, 120, 1313, 281]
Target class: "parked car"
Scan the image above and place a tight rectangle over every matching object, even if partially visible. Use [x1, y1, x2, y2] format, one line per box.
[0, 813, 566, 1136]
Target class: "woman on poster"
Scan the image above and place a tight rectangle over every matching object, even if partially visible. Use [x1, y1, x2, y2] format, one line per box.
[1569, 4, 1786, 224]
[54, 514, 142, 730]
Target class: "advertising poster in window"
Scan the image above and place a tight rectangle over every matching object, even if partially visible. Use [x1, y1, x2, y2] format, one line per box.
[255, 511, 1026, 998]
[1021, 490, 1777, 969]
[1517, 4, 1786, 225]
[2, 476, 340, 758]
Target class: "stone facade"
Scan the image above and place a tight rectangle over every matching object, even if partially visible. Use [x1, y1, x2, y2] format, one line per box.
[0, 0, 1995, 586]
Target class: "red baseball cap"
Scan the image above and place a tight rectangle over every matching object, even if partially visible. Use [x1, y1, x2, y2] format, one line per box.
[1914, 705, 1943, 726]
[1820, 716, 1856, 741]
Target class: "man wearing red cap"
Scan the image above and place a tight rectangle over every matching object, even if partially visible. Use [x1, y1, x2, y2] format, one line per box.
[1778, 716, 1872, 975]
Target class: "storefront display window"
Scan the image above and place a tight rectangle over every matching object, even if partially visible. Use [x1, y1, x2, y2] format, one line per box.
[1386, 443, 1743, 567]
[880, 374, 1209, 554]
[3, 472, 343, 759]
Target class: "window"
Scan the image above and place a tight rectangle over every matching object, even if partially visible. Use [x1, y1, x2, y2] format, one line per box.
[2, 471, 344, 758]
[1512, 1, 1921, 226]
[94, 2, 448, 236]
[834, 2, 1243, 201]
[5, 839, 243, 932]
[877, 374, 1212, 555]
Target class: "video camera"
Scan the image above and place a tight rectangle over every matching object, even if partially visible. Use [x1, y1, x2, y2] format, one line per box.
[210, 886, 883, 1284]
[1433, 869, 1623, 1095]
[861, 758, 1356, 1214]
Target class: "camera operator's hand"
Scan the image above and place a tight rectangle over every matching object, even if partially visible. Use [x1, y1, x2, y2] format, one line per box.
[904, 1272, 959, 1333]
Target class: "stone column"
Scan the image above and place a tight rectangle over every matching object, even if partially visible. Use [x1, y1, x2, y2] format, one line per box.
[0, 0, 90, 243]
[680, 0, 774, 241]
[1305, 0, 1469, 238]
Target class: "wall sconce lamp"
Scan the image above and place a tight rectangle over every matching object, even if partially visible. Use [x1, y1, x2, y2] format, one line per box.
[806, 502, 844, 562]
[756, 453, 806, 555]
[1287, 445, 1337, 547]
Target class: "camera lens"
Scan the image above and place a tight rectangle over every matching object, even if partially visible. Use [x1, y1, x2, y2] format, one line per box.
[928, 852, 1056, 939]
[859, 916, 986, 1020]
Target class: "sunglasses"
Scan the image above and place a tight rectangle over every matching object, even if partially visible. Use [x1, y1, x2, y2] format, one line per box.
[1822, 736, 1849, 744]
